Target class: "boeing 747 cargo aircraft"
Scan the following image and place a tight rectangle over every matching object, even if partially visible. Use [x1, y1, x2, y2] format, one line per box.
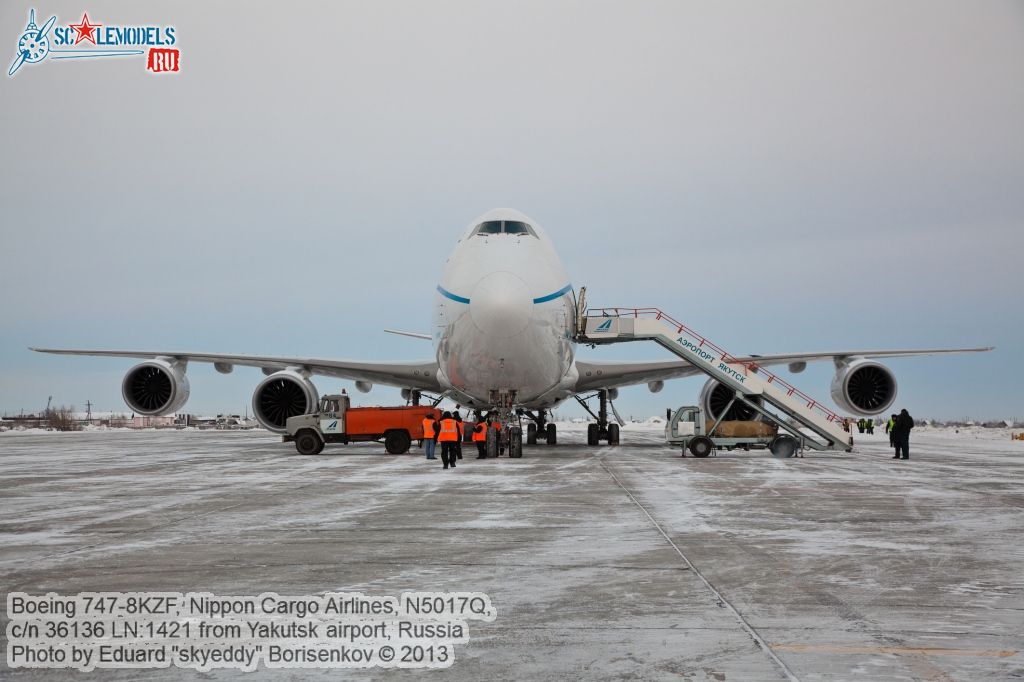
[34, 208, 990, 453]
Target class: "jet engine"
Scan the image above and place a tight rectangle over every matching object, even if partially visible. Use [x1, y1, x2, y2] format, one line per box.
[830, 358, 896, 415]
[252, 369, 319, 433]
[121, 359, 190, 416]
[699, 379, 763, 421]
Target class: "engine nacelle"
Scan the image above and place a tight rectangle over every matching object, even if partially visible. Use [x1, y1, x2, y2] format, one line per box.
[699, 379, 763, 421]
[830, 358, 897, 415]
[122, 359, 190, 416]
[252, 369, 319, 433]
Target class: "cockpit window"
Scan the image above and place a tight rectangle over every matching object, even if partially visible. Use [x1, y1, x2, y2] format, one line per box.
[476, 221, 503, 235]
[473, 220, 537, 237]
[503, 221, 530, 235]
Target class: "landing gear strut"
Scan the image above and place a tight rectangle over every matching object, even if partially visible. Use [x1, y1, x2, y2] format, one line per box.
[576, 390, 620, 446]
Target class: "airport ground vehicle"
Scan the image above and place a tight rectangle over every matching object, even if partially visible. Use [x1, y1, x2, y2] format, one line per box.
[284, 394, 440, 455]
[665, 405, 800, 458]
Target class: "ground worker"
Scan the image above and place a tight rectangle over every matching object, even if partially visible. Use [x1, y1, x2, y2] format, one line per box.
[887, 414, 897, 447]
[472, 418, 488, 458]
[857, 418, 866, 434]
[422, 412, 438, 460]
[437, 411, 459, 469]
[454, 407, 464, 460]
[866, 418, 874, 435]
[892, 409, 914, 460]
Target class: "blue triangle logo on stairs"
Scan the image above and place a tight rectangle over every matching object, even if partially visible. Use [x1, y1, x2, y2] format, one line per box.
[595, 319, 613, 332]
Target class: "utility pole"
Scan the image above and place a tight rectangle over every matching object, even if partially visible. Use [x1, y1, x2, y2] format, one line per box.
[85, 400, 93, 421]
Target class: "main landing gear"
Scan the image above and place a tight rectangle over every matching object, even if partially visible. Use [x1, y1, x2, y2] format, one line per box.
[524, 410, 556, 446]
[576, 390, 620, 446]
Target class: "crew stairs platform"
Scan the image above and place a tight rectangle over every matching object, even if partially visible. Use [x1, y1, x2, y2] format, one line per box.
[576, 305, 852, 453]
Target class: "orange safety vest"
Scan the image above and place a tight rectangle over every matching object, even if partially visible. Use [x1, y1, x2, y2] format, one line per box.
[422, 417, 436, 439]
[437, 418, 458, 442]
[472, 423, 487, 442]
[491, 421, 501, 431]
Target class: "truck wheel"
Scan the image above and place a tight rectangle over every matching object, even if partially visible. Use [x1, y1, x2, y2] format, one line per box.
[546, 423, 556, 445]
[770, 435, 798, 458]
[384, 430, 411, 455]
[608, 423, 620, 445]
[526, 422, 537, 445]
[587, 423, 600, 446]
[689, 436, 714, 458]
[295, 430, 323, 456]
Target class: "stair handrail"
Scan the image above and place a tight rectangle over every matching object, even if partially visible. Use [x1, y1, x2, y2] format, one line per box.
[584, 307, 844, 424]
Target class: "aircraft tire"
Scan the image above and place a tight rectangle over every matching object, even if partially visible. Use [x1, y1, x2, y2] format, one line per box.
[587, 423, 600, 446]
[526, 422, 537, 445]
[485, 427, 499, 458]
[545, 423, 557, 445]
[608, 423, 620, 445]
[510, 427, 523, 458]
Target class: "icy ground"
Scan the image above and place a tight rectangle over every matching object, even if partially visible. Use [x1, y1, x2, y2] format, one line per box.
[1, 425, 1022, 680]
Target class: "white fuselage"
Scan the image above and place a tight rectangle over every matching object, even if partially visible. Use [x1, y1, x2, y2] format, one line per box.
[433, 209, 578, 409]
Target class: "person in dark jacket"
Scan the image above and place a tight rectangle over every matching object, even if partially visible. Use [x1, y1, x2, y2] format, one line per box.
[892, 409, 914, 460]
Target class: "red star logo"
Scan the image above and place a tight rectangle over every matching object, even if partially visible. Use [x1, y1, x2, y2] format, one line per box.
[69, 12, 102, 45]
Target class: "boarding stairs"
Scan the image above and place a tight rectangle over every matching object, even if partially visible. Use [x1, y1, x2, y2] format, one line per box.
[576, 306, 852, 452]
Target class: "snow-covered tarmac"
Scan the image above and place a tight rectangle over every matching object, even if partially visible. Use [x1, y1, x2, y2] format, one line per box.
[2, 425, 1023, 680]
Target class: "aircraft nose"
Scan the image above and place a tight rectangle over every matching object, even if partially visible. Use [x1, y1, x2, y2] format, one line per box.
[470, 271, 532, 337]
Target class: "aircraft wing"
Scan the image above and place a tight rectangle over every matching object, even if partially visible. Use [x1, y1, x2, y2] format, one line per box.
[573, 347, 993, 392]
[30, 348, 442, 391]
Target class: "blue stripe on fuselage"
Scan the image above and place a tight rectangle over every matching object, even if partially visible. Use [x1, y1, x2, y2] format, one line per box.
[437, 283, 572, 305]
[532, 284, 573, 304]
[437, 285, 471, 304]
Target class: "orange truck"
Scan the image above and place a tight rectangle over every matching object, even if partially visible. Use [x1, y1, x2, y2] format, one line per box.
[283, 393, 440, 455]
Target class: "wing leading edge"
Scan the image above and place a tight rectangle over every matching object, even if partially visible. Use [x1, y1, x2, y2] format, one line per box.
[29, 348, 442, 391]
[573, 347, 993, 392]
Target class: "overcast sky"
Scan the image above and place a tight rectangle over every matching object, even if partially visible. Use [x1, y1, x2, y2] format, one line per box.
[2, 1, 1022, 421]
